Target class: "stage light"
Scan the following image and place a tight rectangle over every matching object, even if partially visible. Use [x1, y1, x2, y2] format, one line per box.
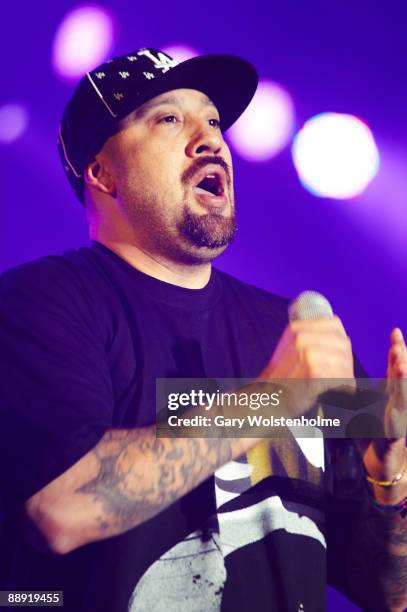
[292, 112, 380, 199]
[162, 45, 198, 62]
[52, 6, 114, 80]
[0, 104, 28, 143]
[227, 80, 295, 161]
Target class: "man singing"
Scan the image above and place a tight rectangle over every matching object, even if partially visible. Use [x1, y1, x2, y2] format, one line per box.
[0, 48, 406, 611]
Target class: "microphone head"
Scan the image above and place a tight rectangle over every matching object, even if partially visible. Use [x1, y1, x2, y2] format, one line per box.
[288, 290, 334, 321]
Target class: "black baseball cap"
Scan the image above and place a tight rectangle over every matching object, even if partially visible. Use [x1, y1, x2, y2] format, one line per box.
[57, 47, 258, 203]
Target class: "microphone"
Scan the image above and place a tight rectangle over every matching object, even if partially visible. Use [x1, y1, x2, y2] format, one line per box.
[288, 291, 360, 436]
[287, 291, 334, 452]
[288, 296, 368, 489]
[288, 290, 333, 322]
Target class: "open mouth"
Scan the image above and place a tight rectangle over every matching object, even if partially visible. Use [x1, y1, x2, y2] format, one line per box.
[195, 174, 224, 196]
[192, 168, 226, 198]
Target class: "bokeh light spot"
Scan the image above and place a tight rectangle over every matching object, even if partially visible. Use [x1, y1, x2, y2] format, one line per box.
[162, 45, 198, 62]
[292, 112, 380, 199]
[0, 104, 29, 143]
[227, 80, 295, 161]
[52, 5, 114, 80]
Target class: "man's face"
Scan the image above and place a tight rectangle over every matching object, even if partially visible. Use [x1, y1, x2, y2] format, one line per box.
[96, 88, 236, 263]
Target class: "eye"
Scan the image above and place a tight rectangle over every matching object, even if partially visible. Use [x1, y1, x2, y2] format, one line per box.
[159, 115, 179, 124]
[209, 118, 221, 128]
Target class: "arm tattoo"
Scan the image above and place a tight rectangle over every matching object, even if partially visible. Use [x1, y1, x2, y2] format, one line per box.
[347, 500, 407, 610]
[77, 429, 234, 535]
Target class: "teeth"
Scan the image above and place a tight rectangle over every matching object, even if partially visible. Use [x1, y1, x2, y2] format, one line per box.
[195, 186, 215, 196]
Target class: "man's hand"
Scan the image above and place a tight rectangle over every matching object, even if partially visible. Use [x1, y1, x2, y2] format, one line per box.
[363, 328, 407, 505]
[258, 316, 354, 415]
[260, 316, 354, 379]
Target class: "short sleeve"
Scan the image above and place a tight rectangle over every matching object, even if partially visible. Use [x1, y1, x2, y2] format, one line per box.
[0, 258, 114, 510]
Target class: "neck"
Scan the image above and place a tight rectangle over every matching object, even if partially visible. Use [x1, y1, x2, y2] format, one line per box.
[87, 196, 213, 289]
[95, 237, 212, 289]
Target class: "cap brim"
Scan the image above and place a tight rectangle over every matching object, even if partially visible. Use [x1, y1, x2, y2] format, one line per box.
[120, 54, 259, 132]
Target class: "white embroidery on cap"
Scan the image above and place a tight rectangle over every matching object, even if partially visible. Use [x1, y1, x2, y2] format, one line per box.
[127, 55, 138, 61]
[119, 71, 130, 79]
[95, 72, 106, 79]
[113, 92, 124, 100]
[137, 49, 178, 73]
[143, 72, 155, 80]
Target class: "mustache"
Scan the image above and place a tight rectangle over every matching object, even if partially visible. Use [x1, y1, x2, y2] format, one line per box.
[181, 156, 232, 188]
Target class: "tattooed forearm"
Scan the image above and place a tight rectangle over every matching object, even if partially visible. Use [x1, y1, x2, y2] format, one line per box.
[77, 427, 244, 537]
[347, 500, 407, 611]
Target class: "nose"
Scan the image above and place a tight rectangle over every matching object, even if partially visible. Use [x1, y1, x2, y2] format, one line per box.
[185, 119, 224, 158]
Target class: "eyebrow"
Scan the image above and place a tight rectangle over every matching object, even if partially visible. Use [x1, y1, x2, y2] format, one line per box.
[132, 93, 218, 120]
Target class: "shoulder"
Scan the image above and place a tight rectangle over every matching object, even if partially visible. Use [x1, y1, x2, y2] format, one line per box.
[0, 247, 114, 337]
[0, 248, 94, 308]
[0, 243, 119, 301]
[1, 252, 79, 293]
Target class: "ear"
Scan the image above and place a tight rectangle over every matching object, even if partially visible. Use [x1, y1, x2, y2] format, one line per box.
[84, 158, 117, 198]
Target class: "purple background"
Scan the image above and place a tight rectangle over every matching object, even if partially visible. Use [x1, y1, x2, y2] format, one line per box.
[2, 2, 406, 610]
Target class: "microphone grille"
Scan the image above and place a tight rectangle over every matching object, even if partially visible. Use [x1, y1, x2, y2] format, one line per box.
[288, 291, 334, 321]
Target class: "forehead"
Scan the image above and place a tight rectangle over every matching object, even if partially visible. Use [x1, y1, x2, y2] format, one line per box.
[122, 88, 219, 124]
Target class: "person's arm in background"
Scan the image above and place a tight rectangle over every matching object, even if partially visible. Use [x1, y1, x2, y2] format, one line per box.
[348, 482, 407, 612]
[327, 329, 407, 612]
[348, 330, 407, 611]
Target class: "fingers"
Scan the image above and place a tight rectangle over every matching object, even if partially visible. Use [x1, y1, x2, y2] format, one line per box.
[290, 315, 348, 338]
[266, 315, 354, 380]
[390, 327, 405, 346]
[388, 328, 407, 378]
[385, 328, 407, 436]
[290, 317, 352, 362]
[301, 344, 354, 378]
[292, 330, 352, 355]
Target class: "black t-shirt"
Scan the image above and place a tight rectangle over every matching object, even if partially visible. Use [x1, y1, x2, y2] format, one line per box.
[0, 242, 364, 611]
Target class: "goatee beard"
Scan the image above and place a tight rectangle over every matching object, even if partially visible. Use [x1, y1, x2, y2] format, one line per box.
[178, 207, 237, 249]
